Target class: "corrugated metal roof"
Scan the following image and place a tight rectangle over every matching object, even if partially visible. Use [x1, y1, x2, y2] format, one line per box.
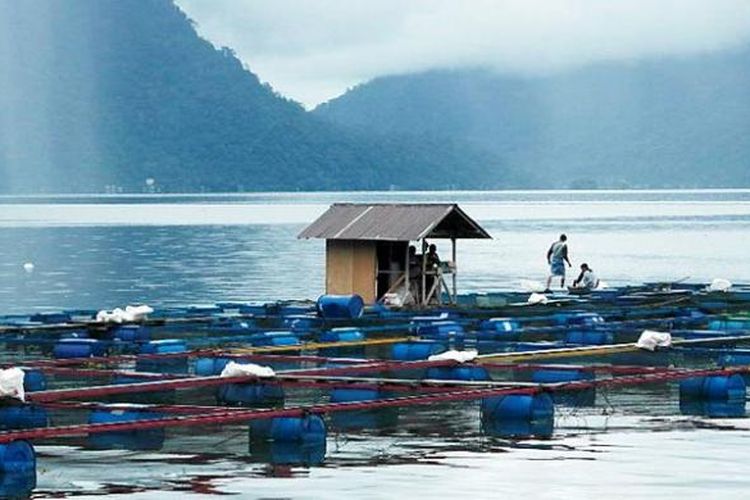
[298, 203, 491, 241]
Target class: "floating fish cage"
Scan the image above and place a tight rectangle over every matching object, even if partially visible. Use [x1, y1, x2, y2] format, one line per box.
[1, 284, 750, 497]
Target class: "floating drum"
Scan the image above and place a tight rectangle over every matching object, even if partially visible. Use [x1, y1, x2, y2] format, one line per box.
[425, 365, 491, 381]
[87, 407, 165, 450]
[0, 405, 48, 430]
[415, 321, 464, 340]
[136, 340, 188, 374]
[249, 415, 326, 443]
[250, 331, 300, 347]
[680, 399, 746, 418]
[481, 393, 554, 422]
[0, 440, 36, 474]
[391, 341, 446, 361]
[53, 338, 106, 359]
[112, 325, 150, 343]
[679, 374, 746, 401]
[479, 318, 521, 333]
[330, 388, 382, 403]
[316, 295, 364, 319]
[718, 350, 750, 367]
[21, 369, 46, 392]
[250, 441, 327, 466]
[217, 383, 284, 406]
[482, 416, 554, 438]
[30, 312, 71, 324]
[531, 369, 594, 384]
[564, 330, 613, 345]
[194, 357, 230, 376]
[320, 328, 365, 343]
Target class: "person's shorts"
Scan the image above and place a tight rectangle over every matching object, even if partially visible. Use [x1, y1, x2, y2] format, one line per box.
[550, 260, 565, 276]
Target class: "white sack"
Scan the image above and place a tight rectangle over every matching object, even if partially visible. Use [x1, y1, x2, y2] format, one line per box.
[0, 367, 26, 402]
[220, 361, 275, 378]
[636, 330, 672, 352]
[708, 278, 732, 292]
[528, 293, 549, 305]
[428, 349, 478, 363]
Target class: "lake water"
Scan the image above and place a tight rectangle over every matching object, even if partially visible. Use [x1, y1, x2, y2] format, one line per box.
[2, 190, 750, 498]
[2, 190, 750, 313]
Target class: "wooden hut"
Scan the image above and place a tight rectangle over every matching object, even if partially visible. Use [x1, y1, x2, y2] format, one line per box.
[298, 203, 491, 305]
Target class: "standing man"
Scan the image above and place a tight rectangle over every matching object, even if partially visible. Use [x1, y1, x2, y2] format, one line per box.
[545, 234, 572, 291]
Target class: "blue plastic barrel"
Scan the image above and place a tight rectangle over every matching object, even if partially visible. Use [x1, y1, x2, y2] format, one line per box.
[87, 408, 165, 450]
[680, 399, 746, 418]
[251, 332, 300, 347]
[565, 330, 614, 345]
[194, 357, 231, 376]
[330, 388, 381, 402]
[21, 369, 46, 392]
[482, 416, 554, 438]
[708, 318, 750, 331]
[249, 415, 326, 443]
[415, 321, 464, 340]
[391, 341, 447, 361]
[425, 365, 491, 381]
[481, 393, 554, 421]
[249, 440, 327, 466]
[139, 339, 186, 355]
[531, 369, 594, 384]
[679, 374, 746, 400]
[320, 328, 365, 343]
[30, 312, 71, 324]
[0, 406, 48, 430]
[217, 383, 284, 406]
[53, 339, 106, 358]
[718, 350, 750, 366]
[0, 441, 36, 474]
[316, 295, 365, 319]
[112, 325, 150, 343]
[479, 318, 521, 333]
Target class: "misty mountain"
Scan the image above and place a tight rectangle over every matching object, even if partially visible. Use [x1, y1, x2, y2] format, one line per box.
[0, 0, 516, 193]
[315, 50, 750, 188]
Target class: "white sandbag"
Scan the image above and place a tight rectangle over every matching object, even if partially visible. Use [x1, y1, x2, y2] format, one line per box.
[125, 304, 154, 321]
[708, 278, 732, 292]
[96, 304, 153, 323]
[428, 349, 478, 363]
[0, 367, 26, 402]
[520, 279, 546, 293]
[220, 361, 275, 378]
[382, 284, 414, 307]
[636, 330, 672, 352]
[527, 292, 549, 305]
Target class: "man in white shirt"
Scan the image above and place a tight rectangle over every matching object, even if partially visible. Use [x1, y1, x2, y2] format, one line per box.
[573, 263, 599, 290]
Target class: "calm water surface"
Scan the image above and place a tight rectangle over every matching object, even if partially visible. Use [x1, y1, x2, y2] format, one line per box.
[1, 190, 749, 498]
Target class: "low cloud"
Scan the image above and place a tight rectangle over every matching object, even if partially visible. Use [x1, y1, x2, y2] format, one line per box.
[176, 0, 750, 107]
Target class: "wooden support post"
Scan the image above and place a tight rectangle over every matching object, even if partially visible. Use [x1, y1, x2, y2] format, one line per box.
[421, 239, 427, 307]
[451, 237, 457, 303]
[404, 243, 410, 304]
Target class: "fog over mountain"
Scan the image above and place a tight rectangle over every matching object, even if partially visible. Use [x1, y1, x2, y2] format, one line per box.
[1, 0, 748, 192]
[315, 48, 750, 188]
[0, 0, 514, 193]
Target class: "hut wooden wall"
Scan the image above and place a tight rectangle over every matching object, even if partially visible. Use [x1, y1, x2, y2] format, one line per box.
[326, 240, 377, 303]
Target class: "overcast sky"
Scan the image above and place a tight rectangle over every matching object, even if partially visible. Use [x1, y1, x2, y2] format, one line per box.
[176, 0, 750, 108]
